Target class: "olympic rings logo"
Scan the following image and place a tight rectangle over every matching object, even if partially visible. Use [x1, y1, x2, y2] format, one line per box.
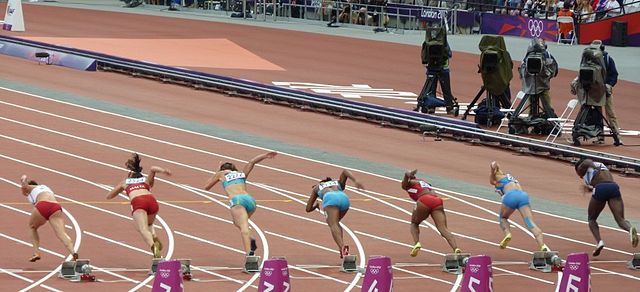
[264, 270, 273, 276]
[528, 19, 544, 37]
[470, 266, 480, 273]
[569, 264, 580, 271]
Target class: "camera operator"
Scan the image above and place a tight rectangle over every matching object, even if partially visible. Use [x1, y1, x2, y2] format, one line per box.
[591, 40, 622, 144]
[423, 42, 457, 114]
[519, 38, 558, 116]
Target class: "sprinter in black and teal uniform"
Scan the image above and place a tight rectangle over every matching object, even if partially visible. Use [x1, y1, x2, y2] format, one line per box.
[205, 151, 277, 256]
[306, 169, 364, 259]
[490, 161, 550, 252]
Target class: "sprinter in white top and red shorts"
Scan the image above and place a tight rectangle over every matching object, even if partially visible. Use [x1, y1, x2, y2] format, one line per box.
[20, 175, 78, 262]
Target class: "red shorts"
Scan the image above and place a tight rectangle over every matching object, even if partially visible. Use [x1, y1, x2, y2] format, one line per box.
[417, 194, 443, 210]
[130, 195, 159, 216]
[35, 201, 63, 220]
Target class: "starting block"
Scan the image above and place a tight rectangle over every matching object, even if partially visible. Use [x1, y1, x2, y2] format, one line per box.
[60, 260, 77, 279]
[60, 259, 95, 281]
[628, 253, 640, 270]
[529, 251, 561, 273]
[243, 256, 261, 273]
[340, 255, 358, 273]
[149, 258, 163, 275]
[178, 259, 192, 281]
[442, 253, 471, 274]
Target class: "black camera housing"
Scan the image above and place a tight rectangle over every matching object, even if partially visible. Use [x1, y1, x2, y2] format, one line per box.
[579, 68, 595, 89]
[526, 56, 543, 75]
[481, 52, 499, 73]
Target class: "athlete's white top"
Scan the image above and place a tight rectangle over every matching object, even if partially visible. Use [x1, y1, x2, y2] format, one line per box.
[583, 162, 608, 186]
[28, 185, 52, 205]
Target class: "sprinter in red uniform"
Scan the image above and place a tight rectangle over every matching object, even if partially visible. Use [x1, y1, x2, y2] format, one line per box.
[107, 153, 171, 258]
[20, 175, 78, 262]
[402, 169, 460, 257]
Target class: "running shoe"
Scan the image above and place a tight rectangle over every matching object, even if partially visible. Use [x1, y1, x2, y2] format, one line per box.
[453, 248, 462, 255]
[249, 237, 258, 256]
[540, 244, 550, 252]
[593, 240, 605, 257]
[153, 236, 163, 252]
[29, 254, 41, 262]
[631, 226, 638, 248]
[341, 245, 350, 258]
[499, 233, 512, 249]
[152, 241, 162, 258]
[410, 242, 422, 257]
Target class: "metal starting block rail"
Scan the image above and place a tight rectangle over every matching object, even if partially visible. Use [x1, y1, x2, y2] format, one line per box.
[442, 253, 470, 274]
[243, 256, 261, 273]
[340, 255, 358, 273]
[60, 259, 95, 281]
[530, 251, 561, 273]
[628, 253, 640, 270]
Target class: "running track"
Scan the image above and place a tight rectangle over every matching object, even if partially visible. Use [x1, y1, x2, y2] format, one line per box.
[0, 4, 639, 292]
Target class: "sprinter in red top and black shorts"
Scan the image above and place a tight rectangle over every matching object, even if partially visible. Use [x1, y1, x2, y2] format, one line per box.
[402, 169, 461, 257]
[107, 153, 171, 258]
[20, 175, 78, 262]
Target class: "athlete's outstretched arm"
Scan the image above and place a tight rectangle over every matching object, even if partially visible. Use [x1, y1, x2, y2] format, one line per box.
[204, 172, 222, 191]
[402, 169, 418, 190]
[147, 166, 172, 188]
[338, 169, 364, 190]
[106, 182, 125, 200]
[489, 161, 501, 185]
[20, 175, 35, 196]
[306, 188, 320, 213]
[243, 151, 277, 177]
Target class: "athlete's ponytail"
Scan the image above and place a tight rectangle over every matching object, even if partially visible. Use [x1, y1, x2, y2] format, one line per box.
[319, 177, 332, 183]
[125, 153, 144, 178]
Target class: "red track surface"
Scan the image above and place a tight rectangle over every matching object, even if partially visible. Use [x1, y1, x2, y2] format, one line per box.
[0, 4, 638, 292]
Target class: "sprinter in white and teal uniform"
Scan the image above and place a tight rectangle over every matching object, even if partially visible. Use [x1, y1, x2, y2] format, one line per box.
[490, 161, 550, 252]
[575, 158, 638, 256]
[306, 169, 364, 259]
[205, 151, 278, 256]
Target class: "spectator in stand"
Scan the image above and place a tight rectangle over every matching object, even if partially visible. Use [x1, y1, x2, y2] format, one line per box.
[558, 1, 575, 43]
[604, 0, 621, 17]
[577, 0, 595, 22]
[595, 0, 608, 19]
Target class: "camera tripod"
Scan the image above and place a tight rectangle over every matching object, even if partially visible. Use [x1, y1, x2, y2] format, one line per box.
[415, 70, 459, 116]
[461, 86, 511, 127]
[572, 88, 622, 146]
[507, 92, 558, 134]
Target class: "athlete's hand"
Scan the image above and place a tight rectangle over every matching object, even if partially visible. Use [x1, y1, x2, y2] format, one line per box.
[20, 175, 27, 183]
[265, 151, 278, 159]
[490, 161, 499, 172]
[354, 181, 365, 190]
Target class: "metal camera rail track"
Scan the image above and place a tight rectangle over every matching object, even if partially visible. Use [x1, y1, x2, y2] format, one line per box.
[4, 35, 638, 173]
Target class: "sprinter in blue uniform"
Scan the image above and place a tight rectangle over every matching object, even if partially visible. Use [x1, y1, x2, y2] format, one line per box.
[306, 169, 364, 259]
[205, 151, 277, 256]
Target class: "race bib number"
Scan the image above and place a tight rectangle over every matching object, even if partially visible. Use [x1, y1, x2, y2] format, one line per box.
[224, 172, 246, 182]
[418, 181, 432, 189]
[125, 177, 146, 185]
[318, 180, 339, 191]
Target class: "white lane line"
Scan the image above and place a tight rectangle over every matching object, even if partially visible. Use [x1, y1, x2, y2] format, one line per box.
[0, 267, 60, 292]
[265, 231, 338, 254]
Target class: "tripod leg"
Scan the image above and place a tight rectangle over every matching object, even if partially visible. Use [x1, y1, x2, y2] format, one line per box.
[416, 73, 436, 113]
[462, 87, 485, 120]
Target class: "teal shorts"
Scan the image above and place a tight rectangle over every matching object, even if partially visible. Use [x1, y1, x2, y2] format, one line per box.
[230, 194, 257, 214]
[322, 191, 350, 212]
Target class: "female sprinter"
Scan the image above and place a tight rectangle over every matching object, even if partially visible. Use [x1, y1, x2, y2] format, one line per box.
[204, 151, 277, 256]
[402, 169, 461, 256]
[20, 175, 78, 262]
[575, 158, 638, 256]
[107, 153, 171, 258]
[490, 161, 549, 251]
[306, 169, 364, 258]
